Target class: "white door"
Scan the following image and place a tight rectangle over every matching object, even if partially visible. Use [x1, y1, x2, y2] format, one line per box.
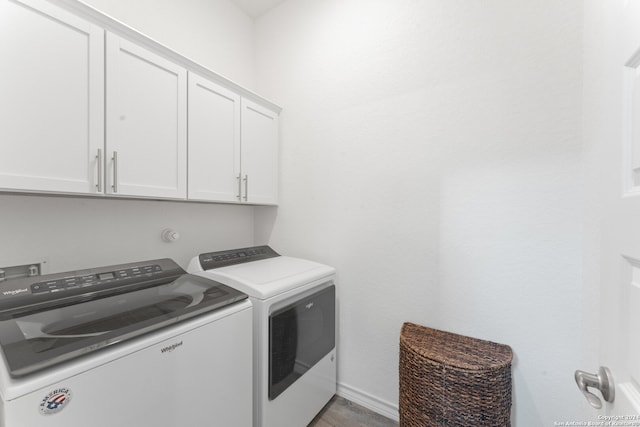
[241, 99, 279, 205]
[188, 73, 241, 202]
[106, 33, 187, 199]
[590, 0, 640, 417]
[0, 0, 104, 195]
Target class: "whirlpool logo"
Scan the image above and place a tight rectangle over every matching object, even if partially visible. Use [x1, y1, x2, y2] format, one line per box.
[160, 341, 183, 354]
[3, 288, 28, 296]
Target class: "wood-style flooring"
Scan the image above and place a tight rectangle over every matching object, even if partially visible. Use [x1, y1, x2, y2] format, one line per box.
[308, 396, 399, 427]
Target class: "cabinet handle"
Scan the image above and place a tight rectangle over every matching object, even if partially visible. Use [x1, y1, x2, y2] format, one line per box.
[96, 148, 103, 193]
[243, 175, 248, 201]
[112, 151, 118, 193]
[237, 174, 242, 201]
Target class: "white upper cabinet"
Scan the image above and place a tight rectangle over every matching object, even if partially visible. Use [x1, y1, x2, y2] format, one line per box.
[106, 33, 187, 199]
[0, 0, 278, 204]
[188, 75, 280, 205]
[188, 73, 241, 202]
[0, 0, 104, 194]
[240, 99, 279, 205]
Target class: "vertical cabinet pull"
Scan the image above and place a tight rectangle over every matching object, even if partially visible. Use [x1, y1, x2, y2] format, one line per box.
[112, 151, 118, 193]
[95, 148, 103, 193]
[237, 174, 242, 201]
[243, 175, 248, 201]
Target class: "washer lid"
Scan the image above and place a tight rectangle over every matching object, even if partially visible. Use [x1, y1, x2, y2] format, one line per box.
[193, 256, 335, 300]
[0, 259, 247, 378]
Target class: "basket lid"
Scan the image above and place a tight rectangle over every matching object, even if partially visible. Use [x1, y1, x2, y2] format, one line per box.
[400, 322, 513, 370]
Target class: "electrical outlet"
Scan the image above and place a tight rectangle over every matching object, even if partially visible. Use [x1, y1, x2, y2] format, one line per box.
[0, 260, 48, 282]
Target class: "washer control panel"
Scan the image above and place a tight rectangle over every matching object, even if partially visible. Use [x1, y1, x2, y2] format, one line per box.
[31, 264, 163, 294]
[199, 245, 279, 270]
[0, 259, 183, 318]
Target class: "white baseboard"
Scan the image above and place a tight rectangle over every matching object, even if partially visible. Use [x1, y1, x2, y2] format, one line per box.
[336, 382, 399, 422]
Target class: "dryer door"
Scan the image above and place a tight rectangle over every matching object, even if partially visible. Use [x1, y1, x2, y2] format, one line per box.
[268, 283, 335, 400]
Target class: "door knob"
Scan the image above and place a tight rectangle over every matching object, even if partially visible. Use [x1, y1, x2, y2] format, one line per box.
[575, 366, 615, 409]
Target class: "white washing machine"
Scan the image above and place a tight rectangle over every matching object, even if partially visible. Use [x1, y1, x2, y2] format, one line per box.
[0, 258, 253, 427]
[188, 246, 336, 427]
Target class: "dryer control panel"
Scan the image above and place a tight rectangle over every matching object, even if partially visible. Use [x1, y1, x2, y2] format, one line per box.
[199, 245, 279, 270]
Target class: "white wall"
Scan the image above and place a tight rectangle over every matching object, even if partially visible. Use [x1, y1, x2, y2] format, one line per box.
[0, 195, 254, 272]
[0, 0, 257, 274]
[254, 0, 593, 424]
[82, 0, 255, 88]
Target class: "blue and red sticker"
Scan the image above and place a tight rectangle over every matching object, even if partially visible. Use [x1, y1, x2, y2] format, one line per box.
[39, 388, 72, 415]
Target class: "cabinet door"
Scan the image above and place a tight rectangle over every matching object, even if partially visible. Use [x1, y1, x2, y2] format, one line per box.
[188, 73, 241, 202]
[240, 99, 279, 205]
[106, 33, 187, 199]
[0, 0, 104, 194]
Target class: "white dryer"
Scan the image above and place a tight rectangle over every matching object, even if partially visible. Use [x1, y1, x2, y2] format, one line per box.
[188, 246, 336, 427]
[0, 258, 252, 427]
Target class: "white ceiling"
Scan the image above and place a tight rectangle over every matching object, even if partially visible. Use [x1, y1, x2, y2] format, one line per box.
[231, 0, 287, 18]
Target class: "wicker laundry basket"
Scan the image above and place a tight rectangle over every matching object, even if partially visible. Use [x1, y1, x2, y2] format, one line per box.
[399, 322, 513, 427]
